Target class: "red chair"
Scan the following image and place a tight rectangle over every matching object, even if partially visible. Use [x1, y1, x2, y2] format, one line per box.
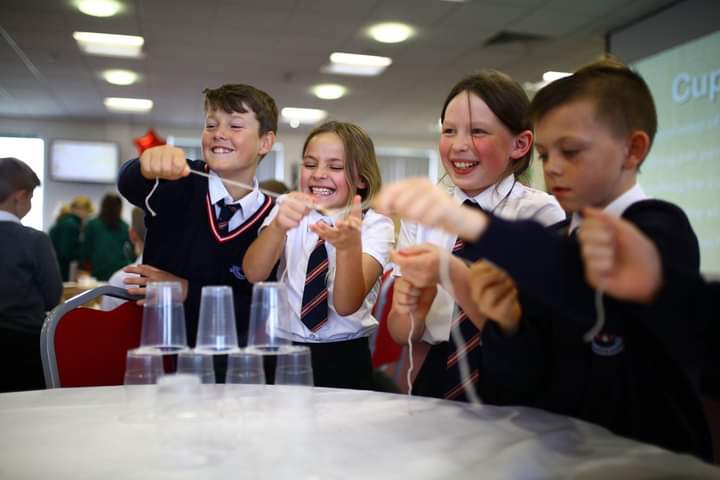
[371, 271, 402, 369]
[40, 286, 143, 388]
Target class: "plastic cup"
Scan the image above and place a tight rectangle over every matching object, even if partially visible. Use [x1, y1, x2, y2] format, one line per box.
[274, 346, 313, 386]
[225, 350, 266, 384]
[124, 348, 164, 385]
[140, 281, 188, 352]
[195, 286, 240, 354]
[177, 351, 215, 384]
[245, 282, 293, 355]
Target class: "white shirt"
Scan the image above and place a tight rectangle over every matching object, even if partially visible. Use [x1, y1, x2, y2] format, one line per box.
[100, 255, 142, 311]
[395, 175, 566, 344]
[261, 204, 395, 342]
[0, 211, 21, 223]
[569, 182, 648, 234]
[208, 172, 265, 231]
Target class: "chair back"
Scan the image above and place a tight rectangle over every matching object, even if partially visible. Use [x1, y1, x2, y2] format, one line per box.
[41, 286, 143, 388]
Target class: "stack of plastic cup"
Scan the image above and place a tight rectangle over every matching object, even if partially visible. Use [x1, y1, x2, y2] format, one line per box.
[124, 349, 164, 385]
[194, 286, 240, 354]
[225, 351, 266, 384]
[176, 351, 215, 384]
[274, 346, 313, 386]
[245, 282, 293, 355]
[139, 281, 188, 353]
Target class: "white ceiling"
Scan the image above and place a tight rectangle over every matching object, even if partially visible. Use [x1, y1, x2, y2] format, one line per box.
[0, 0, 674, 139]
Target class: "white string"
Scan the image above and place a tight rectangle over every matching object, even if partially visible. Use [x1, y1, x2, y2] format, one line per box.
[406, 311, 415, 400]
[145, 177, 160, 217]
[583, 287, 606, 343]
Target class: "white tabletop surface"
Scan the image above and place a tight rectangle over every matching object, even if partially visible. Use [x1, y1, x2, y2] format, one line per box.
[0, 385, 718, 479]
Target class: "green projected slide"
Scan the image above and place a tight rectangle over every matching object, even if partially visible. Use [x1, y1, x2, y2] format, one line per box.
[634, 30, 720, 274]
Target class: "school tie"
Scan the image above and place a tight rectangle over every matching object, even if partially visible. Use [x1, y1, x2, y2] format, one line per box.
[217, 199, 240, 235]
[301, 239, 329, 332]
[444, 199, 484, 401]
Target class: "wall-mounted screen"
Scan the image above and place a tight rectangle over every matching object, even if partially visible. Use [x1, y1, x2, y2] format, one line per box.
[50, 139, 119, 184]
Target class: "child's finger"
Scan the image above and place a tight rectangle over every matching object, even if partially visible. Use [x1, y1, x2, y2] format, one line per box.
[348, 195, 362, 220]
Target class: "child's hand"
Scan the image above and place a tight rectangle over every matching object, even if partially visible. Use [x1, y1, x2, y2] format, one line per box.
[122, 264, 189, 306]
[310, 195, 362, 251]
[373, 178, 488, 240]
[393, 277, 437, 315]
[139, 145, 190, 180]
[577, 208, 661, 303]
[389, 243, 441, 288]
[469, 260, 521, 335]
[273, 192, 313, 232]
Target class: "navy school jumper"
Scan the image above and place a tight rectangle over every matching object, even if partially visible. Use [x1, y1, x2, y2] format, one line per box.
[118, 158, 275, 347]
[463, 199, 712, 461]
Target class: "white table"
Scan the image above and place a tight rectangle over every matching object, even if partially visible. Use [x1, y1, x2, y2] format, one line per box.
[1, 385, 718, 479]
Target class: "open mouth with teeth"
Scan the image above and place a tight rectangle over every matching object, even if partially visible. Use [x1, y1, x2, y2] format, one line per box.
[309, 186, 336, 199]
[210, 146, 235, 154]
[450, 160, 480, 174]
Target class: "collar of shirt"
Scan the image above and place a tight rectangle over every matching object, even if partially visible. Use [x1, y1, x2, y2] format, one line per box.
[569, 182, 648, 234]
[0, 211, 21, 223]
[453, 174, 515, 212]
[306, 208, 334, 231]
[207, 171, 261, 216]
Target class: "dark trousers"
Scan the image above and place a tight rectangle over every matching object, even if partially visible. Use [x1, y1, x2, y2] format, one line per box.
[0, 328, 46, 393]
[296, 337, 373, 390]
[198, 337, 372, 389]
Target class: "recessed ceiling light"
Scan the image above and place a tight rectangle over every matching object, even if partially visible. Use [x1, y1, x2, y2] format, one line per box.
[280, 107, 327, 126]
[368, 22, 414, 43]
[104, 97, 153, 113]
[76, 0, 122, 17]
[323, 52, 392, 76]
[542, 71, 572, 82]
[102, 69, 139, 86]
[312, 84, 347, 100]
[73, 31, 144, 58]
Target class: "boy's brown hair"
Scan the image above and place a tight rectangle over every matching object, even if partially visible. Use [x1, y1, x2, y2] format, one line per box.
[203, 84, 279, 136]
[441, 70, 533, 178]
[302, 121, 382, 205]
[0, 157, 40, 203]
[528, 58, 657, 151]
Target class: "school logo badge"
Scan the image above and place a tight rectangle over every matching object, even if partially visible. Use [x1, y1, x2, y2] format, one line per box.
[229, 265, 245, 280]
[591, 334, 624, 356]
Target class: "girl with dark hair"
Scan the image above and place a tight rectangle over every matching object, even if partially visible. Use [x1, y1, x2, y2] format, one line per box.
[388, 71, 566, 401]
[82, 193, 131, 281]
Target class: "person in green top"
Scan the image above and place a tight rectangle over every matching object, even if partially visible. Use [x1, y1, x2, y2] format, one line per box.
[49, 195, 93, 281]
[82, 193, 132, 281]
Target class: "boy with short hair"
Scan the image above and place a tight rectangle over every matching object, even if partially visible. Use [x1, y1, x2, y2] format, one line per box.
[374, 59, 712, 460]
[0, 157, 62, 392]
[118, 84, 278, 346]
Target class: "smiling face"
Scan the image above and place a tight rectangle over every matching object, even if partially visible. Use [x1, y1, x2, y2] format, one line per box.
[201, 106, 273, 183]
[535, 99, 637, 212]
[300, 132, 362, 209]
[439, 91, 520, 197]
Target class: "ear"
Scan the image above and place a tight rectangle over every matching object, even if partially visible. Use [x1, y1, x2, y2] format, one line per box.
[14, 189, 30, 204]
[623, 130, 650, 170]
[356, 175, 367, 190]
[258, 131, 276, 156]
[129, 228, 140, 244]
[510, 130, 533, 161]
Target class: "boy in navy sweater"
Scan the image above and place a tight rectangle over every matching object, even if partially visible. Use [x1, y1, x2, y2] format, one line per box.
[0, 157, 62, 392]
[118, 84, 278, 347]
[378, 60, 712, 460]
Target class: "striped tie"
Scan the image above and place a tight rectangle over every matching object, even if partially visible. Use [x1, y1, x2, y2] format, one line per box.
[217, 199, 240, 234]
[301, 239, 329, 332]
[444, 200, 484, 401]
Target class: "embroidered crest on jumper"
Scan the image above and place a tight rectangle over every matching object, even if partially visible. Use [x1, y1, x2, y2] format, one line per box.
[229, 265, 245, 280]
[591, 334, 624, 356]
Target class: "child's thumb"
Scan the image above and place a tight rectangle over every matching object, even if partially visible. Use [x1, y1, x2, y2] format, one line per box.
[349, 194, 362, 219]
